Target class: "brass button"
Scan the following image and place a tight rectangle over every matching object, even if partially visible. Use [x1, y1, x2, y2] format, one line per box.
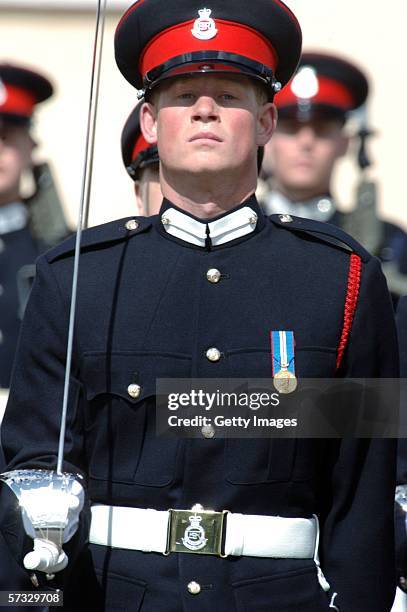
[206, 269, 221, 284]
[201, 424, 215, 439]
[127, 383, 141, 399]
[161, 215, 170, 226]
[125, 219, 139, 231]
[279, 214, 293, 223]
[206, 347, 221, 362]
[317, 198, 332, 213]
[249, 214, 258, 225]
[187, 581, 201, 595]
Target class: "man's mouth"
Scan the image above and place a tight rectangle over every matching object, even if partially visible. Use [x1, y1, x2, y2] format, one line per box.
[189, 132, 222, 142]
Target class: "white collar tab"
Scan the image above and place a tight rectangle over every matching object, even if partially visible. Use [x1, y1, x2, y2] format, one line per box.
[160, 206, 259, 248]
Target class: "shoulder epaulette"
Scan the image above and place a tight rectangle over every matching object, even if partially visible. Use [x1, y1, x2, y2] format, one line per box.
[269, 214, 371, 263]
[46, 216, 152, 263]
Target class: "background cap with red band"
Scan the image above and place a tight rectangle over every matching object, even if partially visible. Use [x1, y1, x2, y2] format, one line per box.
[121, 100, 159, 181]
[0, 62, 54, 125]
[275, 52, 369, 121]
[114, 0, 302, 97]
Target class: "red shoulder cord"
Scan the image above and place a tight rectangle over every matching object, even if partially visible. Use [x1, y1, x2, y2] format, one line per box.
[336, 253, 362, 371]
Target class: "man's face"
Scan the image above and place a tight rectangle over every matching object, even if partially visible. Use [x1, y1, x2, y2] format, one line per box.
[141, 75, 275, 179]
[263, 116, 348, 198]
[0, 122, 34, 204]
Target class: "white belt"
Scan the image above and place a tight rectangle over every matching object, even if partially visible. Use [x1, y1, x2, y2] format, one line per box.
[89, 504, 318, 559]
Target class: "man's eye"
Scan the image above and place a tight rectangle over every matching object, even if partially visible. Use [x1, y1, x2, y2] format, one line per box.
[315, 127, 334, 138]
[220, 93, 236, 101]
[178, 93, 194, 100]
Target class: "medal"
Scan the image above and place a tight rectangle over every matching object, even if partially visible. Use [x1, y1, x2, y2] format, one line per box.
[271, 331, 297, 394]
[273, 368, 297, 394]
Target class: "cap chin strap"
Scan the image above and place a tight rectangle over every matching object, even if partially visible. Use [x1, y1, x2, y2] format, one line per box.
[127, 146, 159, 180]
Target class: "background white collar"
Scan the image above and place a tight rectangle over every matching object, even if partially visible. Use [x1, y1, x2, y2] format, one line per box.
[263, 191, 336, 223]
[0, 202, 28, 235]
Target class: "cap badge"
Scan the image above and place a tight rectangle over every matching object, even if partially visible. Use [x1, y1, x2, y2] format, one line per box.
[191, 8, 218, 41]
[0, 79, 7, 106]
[291, 66, 319, 100]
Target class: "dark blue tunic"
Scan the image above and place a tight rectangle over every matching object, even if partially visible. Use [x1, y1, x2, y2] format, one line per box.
[0, 225, 39, 388]
[1, 197, 398, 611]
[0, 222, 46, 608]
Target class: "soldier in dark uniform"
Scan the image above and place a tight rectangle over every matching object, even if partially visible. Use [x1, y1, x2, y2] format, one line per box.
[259, 52, 407, 297]
[121, 101, 161, 215]
[0, 63, 54, 389]
[0, 62, 57, 610]
[0, 2, 399, 611]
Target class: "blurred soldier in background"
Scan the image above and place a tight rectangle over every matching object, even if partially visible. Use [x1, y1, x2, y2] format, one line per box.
[0, 62, 70, 392]
[259, 52, 407, 299]
[121, 101, 161, 216]
[0, 62, 69, 607]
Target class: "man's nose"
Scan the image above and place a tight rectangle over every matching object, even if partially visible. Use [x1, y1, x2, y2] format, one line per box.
[191, 96, 219, 122]
[296, 125, 317, 146]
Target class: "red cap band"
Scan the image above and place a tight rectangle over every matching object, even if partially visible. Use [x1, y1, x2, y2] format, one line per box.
[276, 75, 354, 111]
[140, 19, 278, 79]
[0, 84, 36, 117]
[131, 132, 151, 162]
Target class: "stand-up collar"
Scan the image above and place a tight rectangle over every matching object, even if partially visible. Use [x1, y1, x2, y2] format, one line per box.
[156, 195, 266, 249]
[0, 201, 28, 235]
[262, 190, 336, 223]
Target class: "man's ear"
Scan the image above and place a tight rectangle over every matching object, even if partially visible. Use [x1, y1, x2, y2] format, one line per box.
[140, 101, 158, 145]
[21, 131, 36, 170]
[257, 103, 277, 147]
[133, 181, 145, 215]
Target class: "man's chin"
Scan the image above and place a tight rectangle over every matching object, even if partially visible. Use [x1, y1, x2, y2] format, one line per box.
[0, 184, 15, 196]
[285, 178, 320, 193]
[189, 165, 224, 175]
[171, 163, 227, 177]
[181, 158, 245, 175]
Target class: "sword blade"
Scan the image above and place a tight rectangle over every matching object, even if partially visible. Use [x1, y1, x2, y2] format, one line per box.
[57, 0, 108, 475]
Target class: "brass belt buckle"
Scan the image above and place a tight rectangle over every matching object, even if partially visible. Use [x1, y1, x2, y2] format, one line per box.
[166, 505, 228, 556]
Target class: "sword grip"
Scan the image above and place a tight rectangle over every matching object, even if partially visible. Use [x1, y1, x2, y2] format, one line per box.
[23, 538, 68, 573]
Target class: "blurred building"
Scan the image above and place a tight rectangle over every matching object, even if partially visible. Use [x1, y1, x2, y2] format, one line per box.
[0, 0, 405, 229]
